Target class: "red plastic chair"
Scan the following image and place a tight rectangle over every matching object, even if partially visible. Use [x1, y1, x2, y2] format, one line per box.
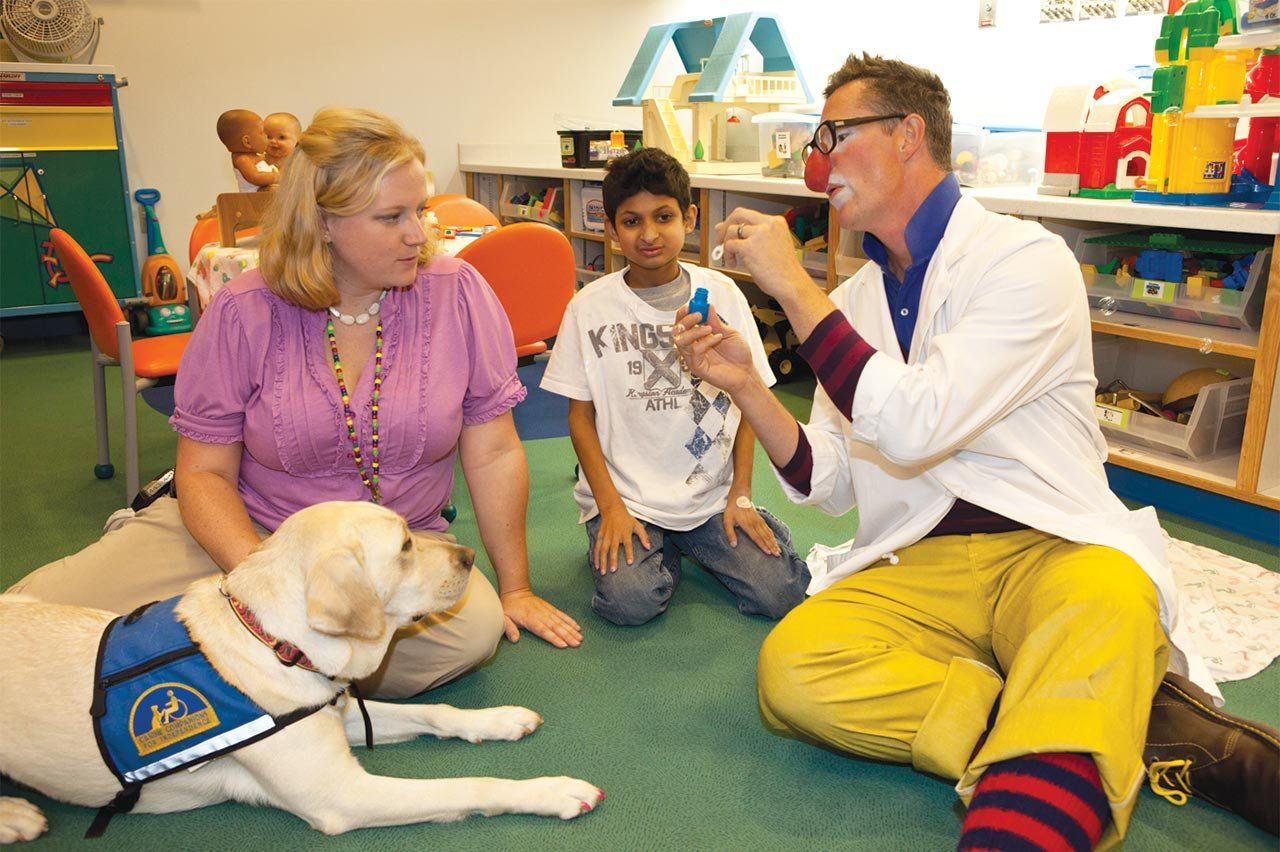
[426, 194, 501, 229]
[456, 222, 574, 359]
[50, 228, 193, 504]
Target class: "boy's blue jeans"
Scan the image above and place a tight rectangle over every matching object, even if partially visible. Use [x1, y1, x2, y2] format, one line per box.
[585, 509, 810, 626]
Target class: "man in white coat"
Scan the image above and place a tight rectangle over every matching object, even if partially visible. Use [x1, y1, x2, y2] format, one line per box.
[673, 53, 1278, 847]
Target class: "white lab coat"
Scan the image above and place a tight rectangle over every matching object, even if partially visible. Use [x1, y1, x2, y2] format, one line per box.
[778, 195, 1216, 700]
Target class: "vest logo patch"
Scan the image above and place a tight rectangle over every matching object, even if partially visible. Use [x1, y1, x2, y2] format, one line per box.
[128, 682, 220, 756]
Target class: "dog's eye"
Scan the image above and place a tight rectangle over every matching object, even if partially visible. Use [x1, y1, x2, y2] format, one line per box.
[401, 537, 413, 553]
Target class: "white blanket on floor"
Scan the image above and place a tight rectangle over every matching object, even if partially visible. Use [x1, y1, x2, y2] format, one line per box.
[1164, 529, 1280, 683]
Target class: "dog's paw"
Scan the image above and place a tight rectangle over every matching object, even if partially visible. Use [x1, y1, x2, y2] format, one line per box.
[520, 777, 604, 820]
[456, 706, 543, 744]
[0, 797, 48, 843]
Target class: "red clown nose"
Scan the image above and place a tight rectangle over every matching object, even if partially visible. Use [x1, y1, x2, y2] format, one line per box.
[804, 150, 830, 193]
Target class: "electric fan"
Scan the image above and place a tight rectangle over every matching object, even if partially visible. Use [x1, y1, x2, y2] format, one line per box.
[1, 0, 102, 64]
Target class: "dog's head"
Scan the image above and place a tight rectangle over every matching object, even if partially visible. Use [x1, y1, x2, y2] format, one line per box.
[254, 501, 474, 644]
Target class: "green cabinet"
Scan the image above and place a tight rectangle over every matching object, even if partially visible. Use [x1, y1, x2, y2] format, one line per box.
[0, 65, 138, 317]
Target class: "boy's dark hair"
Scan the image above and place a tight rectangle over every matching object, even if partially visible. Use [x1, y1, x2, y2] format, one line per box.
[601, 147, 691, 222]
[823, 53, 952, 171]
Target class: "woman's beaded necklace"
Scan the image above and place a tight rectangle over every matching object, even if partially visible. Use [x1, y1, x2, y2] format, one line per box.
[326, 315, 383, 504]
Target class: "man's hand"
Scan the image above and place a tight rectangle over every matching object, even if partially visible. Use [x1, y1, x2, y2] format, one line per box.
[712, 208, 840, 344]
[723, 496, 781, 556]
[714, 208, 812, 302]
[500, 589, 582, 648]
[593, 504, 652, 574]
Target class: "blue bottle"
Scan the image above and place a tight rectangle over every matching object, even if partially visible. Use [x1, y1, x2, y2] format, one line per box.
[688, 287, 710, 321]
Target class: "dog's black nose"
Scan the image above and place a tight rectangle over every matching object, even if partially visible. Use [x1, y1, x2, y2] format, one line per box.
[456, 546, 475, 570]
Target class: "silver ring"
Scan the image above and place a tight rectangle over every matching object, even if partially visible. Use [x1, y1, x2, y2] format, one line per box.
[737, 223, 746, 240]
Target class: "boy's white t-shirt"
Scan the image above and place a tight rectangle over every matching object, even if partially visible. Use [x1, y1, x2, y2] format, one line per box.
[541, 262, 775, 531]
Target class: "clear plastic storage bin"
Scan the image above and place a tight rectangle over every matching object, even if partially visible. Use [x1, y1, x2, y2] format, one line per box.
[579, 183, 605, 232]
[1092, 336, 1252, 460]
[753, 112, 819, 178]
[1095, 376, 1251, 459]
[951, 124, 1045, 187]
[1076, 229, 1269, 331]
[500, 179, 564, 227]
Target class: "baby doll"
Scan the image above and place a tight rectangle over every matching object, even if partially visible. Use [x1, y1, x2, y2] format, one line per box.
[263, 112, 301, 169]
[216, 109, 276, 192]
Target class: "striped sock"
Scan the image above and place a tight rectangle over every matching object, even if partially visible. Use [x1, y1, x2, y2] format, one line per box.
[958, 753, 1109, 852]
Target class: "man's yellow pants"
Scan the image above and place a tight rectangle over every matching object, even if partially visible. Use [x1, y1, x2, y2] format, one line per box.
[757, 529, 1169, 838]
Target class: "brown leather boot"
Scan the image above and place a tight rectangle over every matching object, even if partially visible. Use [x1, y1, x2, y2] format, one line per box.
[1144, 672, 1279, 835]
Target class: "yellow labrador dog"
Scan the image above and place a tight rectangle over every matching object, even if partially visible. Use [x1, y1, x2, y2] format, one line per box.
[0, 501, 601, 842]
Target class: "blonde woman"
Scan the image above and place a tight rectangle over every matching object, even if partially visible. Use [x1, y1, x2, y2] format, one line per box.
[11, 108, 581, 697]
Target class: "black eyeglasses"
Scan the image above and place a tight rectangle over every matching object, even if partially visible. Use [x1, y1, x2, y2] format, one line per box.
[803, 114, 907, 160]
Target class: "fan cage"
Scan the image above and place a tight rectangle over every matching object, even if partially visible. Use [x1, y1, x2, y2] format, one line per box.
[1, 0, 97, 61]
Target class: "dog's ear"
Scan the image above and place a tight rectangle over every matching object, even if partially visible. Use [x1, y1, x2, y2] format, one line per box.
[304, 547, 386, 640]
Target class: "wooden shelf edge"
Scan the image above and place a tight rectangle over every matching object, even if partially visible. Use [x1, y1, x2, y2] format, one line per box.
[1106, 450, 1279, 508]
[715, 267, 753, 283]
[568, 230, 605, 242]
[1090, 318, 1259, 360]
[713, 266, 826, 287]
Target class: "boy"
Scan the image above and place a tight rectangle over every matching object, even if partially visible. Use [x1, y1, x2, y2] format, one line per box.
[540, 148, 809, 626]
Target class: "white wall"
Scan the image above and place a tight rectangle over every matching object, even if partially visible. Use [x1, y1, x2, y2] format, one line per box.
[83, 0, 1166, 268]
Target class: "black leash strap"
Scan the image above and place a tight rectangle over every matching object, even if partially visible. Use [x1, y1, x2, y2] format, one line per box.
[349, 681, 374, 750]
[85, 783, 141, 839]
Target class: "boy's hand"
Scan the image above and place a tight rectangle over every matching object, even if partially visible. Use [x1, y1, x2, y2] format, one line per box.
[723, 497, 781, 557]
[673, 305, 756, 395]
[594, 505, 652, 574]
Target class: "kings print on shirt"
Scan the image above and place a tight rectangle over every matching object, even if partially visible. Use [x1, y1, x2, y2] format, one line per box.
[588, 319, 733, 486]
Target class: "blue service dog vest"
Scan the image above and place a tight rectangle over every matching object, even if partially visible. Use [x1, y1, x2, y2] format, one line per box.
[87, 597, 334, 837]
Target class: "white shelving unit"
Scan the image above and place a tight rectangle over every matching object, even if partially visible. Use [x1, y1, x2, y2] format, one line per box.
[460, 147, 1280, 512]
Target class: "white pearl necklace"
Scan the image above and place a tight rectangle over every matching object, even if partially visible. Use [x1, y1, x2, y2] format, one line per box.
[328, 289, 389, 326]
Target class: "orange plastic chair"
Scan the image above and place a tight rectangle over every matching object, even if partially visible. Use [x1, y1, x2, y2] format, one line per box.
[456, 222, 574, 359]
[189, 214, 262, 265]
[188, 216, 221, 264]
[50, 228, 194, 505]
[425, 194, 500, 229]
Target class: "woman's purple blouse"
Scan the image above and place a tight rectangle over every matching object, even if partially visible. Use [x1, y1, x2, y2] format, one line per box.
[171, 255, 526, 532]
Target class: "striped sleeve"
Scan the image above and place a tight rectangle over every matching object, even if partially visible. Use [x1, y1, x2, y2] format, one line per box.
[796, 309, 877, 420]
[776, 424, 814, 495]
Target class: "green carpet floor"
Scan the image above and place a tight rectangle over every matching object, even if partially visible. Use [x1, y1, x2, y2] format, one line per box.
[1, 336, 1276, 850]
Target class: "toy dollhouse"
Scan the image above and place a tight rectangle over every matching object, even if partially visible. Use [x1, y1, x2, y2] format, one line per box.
[612, 13, 813, 175]
[1040, 80, 1153, 198]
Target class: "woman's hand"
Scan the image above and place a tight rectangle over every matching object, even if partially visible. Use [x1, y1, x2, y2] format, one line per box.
[500, 588, 583, 648]
[460, 414, 582, 648]
[674, 305, 758, 395]
[723, 496, 781, 556]
[593, 504, 652, 575]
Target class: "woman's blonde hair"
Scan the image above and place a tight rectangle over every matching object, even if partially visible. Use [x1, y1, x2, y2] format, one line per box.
[258, 107, 436, 309]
